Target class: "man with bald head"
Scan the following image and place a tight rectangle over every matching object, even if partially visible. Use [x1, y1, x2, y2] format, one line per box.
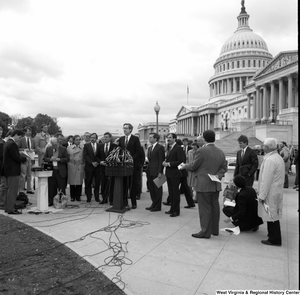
[258, 138, 285, 246]
[44, 137, 69, 206]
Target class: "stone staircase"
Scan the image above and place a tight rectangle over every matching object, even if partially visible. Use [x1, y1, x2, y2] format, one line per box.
[214, 126, 263, 157]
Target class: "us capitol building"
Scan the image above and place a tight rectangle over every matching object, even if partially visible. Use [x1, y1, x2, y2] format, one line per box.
[139, 1, 298, 148]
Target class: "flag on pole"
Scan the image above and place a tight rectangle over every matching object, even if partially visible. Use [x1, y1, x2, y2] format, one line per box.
[187, 85, 189, 95]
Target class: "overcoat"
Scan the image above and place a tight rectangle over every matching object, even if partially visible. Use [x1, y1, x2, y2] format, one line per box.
[67, 144, 84, 185]
[258, 151, 285, 221]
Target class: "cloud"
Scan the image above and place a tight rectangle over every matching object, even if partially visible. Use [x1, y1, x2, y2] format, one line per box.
[0, 44, 64, 83]
[0, 0, 30, 13]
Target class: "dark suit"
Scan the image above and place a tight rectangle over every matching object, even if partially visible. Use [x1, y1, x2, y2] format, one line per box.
[44, 145, 69, 206]
[223, 186, 263, 231]
[165, 143, 184, 215]
[119, 134, 142, 207]
[234, 147, 258, 187]
[99, 142, 116, 203]
[18, 136, 36, 191]
[3, 138, 27, 213]
[146, 143, 165, 210]
[0, 139, 5, 208]
[83, 142, 101, 202]
[186, 144, 227, 237]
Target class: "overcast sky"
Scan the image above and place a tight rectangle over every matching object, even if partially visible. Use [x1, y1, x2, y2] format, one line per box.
[0, 0, 297, 136]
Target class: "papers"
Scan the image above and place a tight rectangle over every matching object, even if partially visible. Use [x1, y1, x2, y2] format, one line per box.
[153, 174, 167, 188]
[224, 200, 236, 207]
[20, 150, 35, 160]
[177, 162, 185, 170]
[208, 174, 221, 183]
[262, 202, 274, 221]
[221, 226, 240, 235]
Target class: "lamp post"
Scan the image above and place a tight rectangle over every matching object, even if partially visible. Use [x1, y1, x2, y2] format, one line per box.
[154, 101, 160, 134]
[224, 113, 229, 131]
[270, 103, 277, 123]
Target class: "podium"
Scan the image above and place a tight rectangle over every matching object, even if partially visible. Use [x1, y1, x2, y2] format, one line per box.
[33, 170, 53, 211]
[105, 164, 133, 213]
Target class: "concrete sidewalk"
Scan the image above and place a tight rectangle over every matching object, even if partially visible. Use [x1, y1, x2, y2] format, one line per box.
[1, 174, 298, 294]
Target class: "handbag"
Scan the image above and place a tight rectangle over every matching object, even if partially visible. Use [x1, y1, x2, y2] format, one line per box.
[53, 190, 68, 209]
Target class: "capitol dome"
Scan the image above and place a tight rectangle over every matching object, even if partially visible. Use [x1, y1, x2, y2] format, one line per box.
[208, 2, 273, 103]
[220, 30, 269, 57]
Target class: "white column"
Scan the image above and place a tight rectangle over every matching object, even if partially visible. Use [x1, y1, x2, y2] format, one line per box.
[288, 75, 294, 108]
[252, 91, 256, 119]
[262, 84, 268, 120]
[227, 79, 230, 94]
[233, 78, 237, 93]
[247, 94, 251, 118]
[279, 78, 284, 111]
[240, 77, 243, 93]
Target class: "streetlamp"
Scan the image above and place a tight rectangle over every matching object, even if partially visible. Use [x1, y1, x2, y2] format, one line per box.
[224, 113, 229, 131]
[154, 101, 160, 134]
[270, 103, 277, 123]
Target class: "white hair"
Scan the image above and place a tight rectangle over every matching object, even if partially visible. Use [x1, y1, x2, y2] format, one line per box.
[263, 138, 277, 149]
[49, 137, 57, 145]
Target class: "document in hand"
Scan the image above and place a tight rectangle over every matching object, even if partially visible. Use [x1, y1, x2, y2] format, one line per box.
[153, 174, 167, 188]
[224, 199, 236, 207]
[20, 151, 35, 160]
[208, 174, 222, 183]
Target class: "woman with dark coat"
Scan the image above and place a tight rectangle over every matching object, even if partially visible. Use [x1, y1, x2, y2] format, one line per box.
[223, 175, 263, 231]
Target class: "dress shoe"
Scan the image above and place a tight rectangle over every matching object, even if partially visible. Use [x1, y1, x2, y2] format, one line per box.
[170, 213, 179, 217]
[99, 200, 107, 204]
[191, 233, 210, 239]
[71, 198, 75, 202]
[8, 210, 22, 215]
[76, 198, 81, 202]
[193, 199, 198, 203]
[261, 240, 281, 246]
[150, 208, 161, 212]
[131, 205, 137, 209]
[165, 210, 172, 214]
[86, 200, 91, 203]
[145, 207, 153, 210]
[184, 205, 195, 208]
[27, 191, 34, 194]
[251, 226, 259, 232]
[125, 206, 131, 211]
[163, 202, 171, 206]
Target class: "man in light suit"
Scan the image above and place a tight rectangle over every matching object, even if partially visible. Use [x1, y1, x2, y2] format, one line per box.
[83, 133, 101, 203]
[162, 133, 185, 217]
[99, 132, 116, 204]
[34, 124, 50, 166]
[119, 123, 142, 209]
[146, 133, 165, 212]
[18, 126, 36, 194]
[182, 130, 227, 238]
[44, 137, 69, 206]
[258, 138, 285, 246]
[3, 129, 27, 214]
[234, 135, 258, 187]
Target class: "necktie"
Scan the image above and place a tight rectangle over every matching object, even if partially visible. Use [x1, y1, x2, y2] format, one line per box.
[148, 146, 152, 159]
[125, 136, 128, 148]
[93, 143, 96, 154]
[241, 149, 244, 160]
[27, 137, 30, 150]
[105, 144, 108, 155]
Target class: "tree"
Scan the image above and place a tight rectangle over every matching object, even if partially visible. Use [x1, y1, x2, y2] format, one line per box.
[34, 113, 62, 136]
[0, 111, 12, 137]
[10, 113, 23, 128]
[15, 116, 37, 137]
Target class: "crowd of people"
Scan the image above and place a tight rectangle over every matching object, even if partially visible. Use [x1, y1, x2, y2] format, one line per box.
[0, 124, 298, 246]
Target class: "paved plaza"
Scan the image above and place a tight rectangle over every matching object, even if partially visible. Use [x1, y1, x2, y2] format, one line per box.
[1, 174, 298, 295]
